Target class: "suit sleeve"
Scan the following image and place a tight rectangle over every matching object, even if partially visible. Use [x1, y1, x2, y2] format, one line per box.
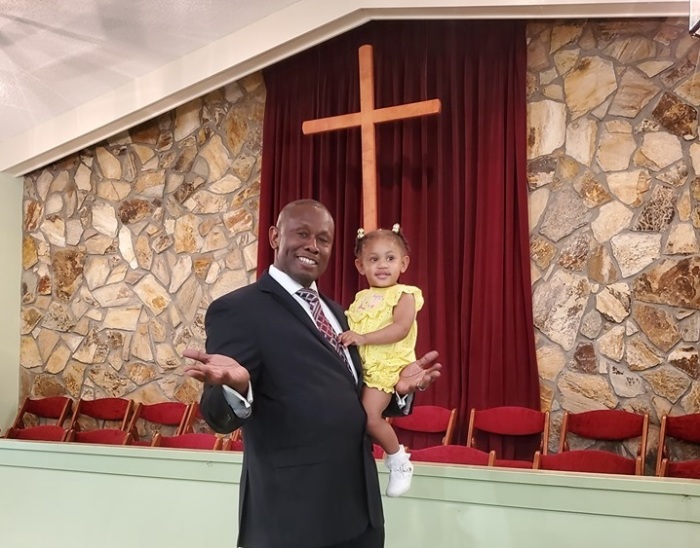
[199, 295, 263, 434]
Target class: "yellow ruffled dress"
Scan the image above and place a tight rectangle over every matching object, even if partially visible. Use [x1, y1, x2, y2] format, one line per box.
[346, 284, 424, 393]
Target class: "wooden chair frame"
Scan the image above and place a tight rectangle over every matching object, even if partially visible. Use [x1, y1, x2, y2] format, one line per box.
[222, 428, 244, 451]
[183, 402, 201, 433]
[486, 449, 496, 467]
[656, 414, 669, 476]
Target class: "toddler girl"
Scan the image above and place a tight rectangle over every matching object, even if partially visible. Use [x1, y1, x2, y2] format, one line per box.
[340, 224, 423, 497]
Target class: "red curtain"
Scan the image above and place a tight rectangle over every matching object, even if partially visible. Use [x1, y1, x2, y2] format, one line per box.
[257, 20, 540, 455]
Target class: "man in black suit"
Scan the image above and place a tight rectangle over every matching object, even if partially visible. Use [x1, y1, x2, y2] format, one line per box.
[184, 199, 441, 548]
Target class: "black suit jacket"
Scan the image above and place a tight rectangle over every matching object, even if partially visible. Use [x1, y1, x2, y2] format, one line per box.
[200, 271, 404, 548]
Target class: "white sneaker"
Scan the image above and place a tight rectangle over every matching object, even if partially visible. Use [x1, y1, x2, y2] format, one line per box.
[385, 447, 413, 497]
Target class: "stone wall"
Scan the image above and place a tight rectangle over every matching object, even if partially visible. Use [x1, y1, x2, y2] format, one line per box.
[527, 18, 700, 461]
[20, 74, 265, 406]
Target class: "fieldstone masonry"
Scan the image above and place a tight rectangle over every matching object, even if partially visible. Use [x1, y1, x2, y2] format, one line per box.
[528, 18, 700, 464]
[21, 74, 265, 409]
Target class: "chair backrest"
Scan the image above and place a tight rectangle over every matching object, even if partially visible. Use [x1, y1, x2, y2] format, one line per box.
[6, 425, 70, 442]
[184, 402, 214, 434]
[127, 402, 192, 441]
[223, 429, 244, 451]
[560, 410, 648, 471]
[70, 428, 132, 446]
[152, 432, 222, 450]
[660, 459, 700, 479]
[411, 445, 496, 466]
[534, 450, 641, 475]
[664, 414, 700, 444]
[390, 406, 457, 449]
[656, 413, 700, 475]
[469, 406, 547, 437]
[223, 438, 245, 451]
[71, 398, 133, 431]
[10, 396, 73, 429]
[467, 406, 549, 460]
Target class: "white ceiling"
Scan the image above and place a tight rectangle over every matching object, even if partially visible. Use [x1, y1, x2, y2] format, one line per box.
[0, 0, 688, 176]
[0, 0, 298, 143]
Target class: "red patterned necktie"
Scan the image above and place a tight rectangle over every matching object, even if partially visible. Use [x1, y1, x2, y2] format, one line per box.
[296, 288, 355, 377]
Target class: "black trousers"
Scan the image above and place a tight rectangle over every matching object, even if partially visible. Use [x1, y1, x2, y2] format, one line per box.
[324, 526, 385, 548]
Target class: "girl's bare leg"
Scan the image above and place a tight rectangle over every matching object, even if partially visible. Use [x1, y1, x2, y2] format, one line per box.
[362, 386, 399, 454]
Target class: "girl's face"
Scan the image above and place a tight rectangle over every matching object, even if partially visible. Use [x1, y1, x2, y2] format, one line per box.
[355, 236, 409, 288]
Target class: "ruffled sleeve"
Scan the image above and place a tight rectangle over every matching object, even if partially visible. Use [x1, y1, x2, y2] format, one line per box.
[387, 284, 424, 314]
[346, 285, 424, 327]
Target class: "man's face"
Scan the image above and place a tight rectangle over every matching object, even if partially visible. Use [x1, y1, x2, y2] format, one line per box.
[270, 203, 335, 287]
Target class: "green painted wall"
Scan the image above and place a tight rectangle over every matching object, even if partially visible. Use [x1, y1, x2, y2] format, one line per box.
[0, 441, 698, 547]
[0, 173, 22, 431]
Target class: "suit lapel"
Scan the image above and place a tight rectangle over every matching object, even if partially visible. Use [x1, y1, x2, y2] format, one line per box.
[258, 273, 359, 386]
[258, 273, 329, 350]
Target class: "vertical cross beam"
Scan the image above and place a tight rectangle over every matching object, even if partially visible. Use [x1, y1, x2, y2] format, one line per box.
[302, 45, 440, 232]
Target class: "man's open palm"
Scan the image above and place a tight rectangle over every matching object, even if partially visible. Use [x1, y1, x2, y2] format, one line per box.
[395, 350, 441, 395]
[183, 349, 250, 394]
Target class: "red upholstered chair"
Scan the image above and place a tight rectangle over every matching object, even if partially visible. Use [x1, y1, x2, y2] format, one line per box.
[127, 402, 192, 446]
[389, 406, 457, 449]
[656, 413, 700, 479]
[659, 459, 700, 480]
[411, 445, 496, 467]
[533, 450, 641, 475]
[184, 402, 215, 434]
[5, 425, 71, 442]
[223, 429, 244, 451]
[69, 429, 132, 446]
[151, 432, 222, 450]
[224, 438, 245, 451]
[372, 444, 385, 459]
[467, 406, 549, 468]
[559, 410, 648, 475]
[70, 397, 134, 432]
[5, 396, 73, 435]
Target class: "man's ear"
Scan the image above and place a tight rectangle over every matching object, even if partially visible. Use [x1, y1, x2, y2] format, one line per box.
[400, 255, 410, 273]
[269, 226, 279, 250]
[354, 258, 365, 275]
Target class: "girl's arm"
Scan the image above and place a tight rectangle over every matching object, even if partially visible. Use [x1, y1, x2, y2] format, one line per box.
[342, 293, 416, 346]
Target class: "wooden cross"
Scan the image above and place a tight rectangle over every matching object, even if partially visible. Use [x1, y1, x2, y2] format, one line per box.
[302, 44, 441, 232]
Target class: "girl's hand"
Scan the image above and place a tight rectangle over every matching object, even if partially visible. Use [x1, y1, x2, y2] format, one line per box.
[340, 330, 366, 347]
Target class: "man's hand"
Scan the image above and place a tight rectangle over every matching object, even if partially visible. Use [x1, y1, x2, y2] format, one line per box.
[395, 350, 441, 395]
[183, 348, 250, 395]
[339, 330, 366, 347]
